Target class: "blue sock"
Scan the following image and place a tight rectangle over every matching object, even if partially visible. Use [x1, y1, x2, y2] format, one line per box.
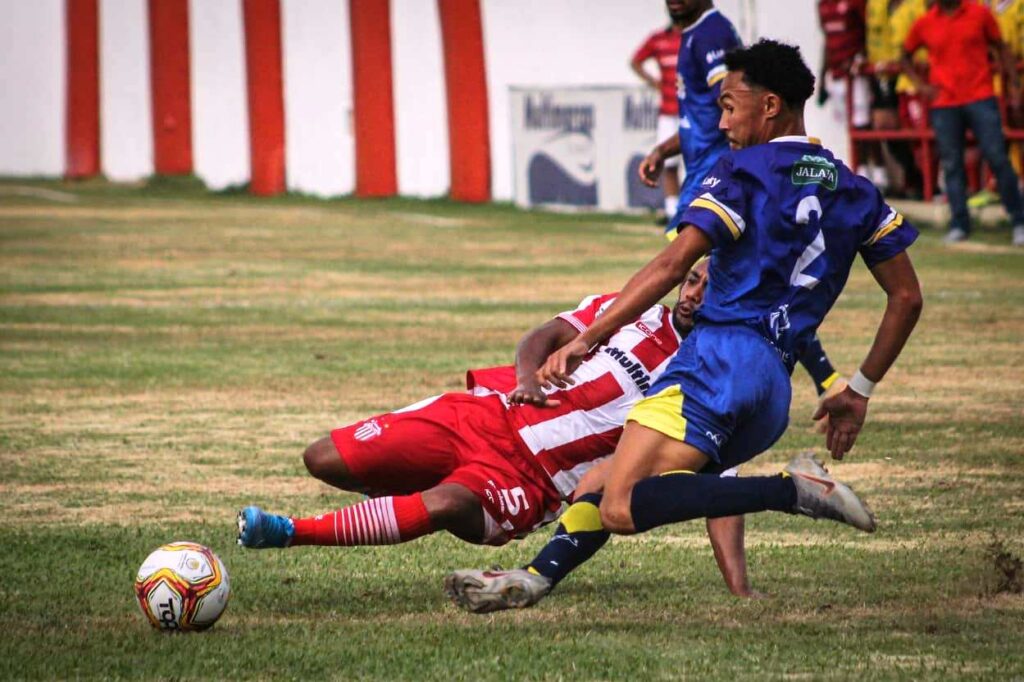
[526, 493, 610, 587]
[798, 335, 839, 396]
[630, 472, 796, 533]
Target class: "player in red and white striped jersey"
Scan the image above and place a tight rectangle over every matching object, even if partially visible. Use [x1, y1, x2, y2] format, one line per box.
[474, 288, 686, 502]
[236, 259, 755, 591]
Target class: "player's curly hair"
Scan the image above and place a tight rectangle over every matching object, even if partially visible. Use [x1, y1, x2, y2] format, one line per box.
[723, 39, 815, 109]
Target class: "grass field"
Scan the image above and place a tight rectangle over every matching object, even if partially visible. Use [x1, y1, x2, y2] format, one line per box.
[1, 179, 1022, 680]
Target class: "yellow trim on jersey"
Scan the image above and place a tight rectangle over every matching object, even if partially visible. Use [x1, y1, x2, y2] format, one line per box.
[820, 371, 841, 391]
[560, 499, 604, 534]
[690, 197, 742, 239]
[665, 227, 679, 242]
[660, 469, 695, 476]
[707, 69, 728, 87]
[626, 384, 687, 441]
[865, 213, 904, 246]
[527, 566, 541, 576]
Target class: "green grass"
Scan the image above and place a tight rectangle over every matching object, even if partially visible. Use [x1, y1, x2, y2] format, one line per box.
[1, 180, 1022, 680]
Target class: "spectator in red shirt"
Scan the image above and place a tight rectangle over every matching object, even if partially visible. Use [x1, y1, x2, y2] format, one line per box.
[902, 0, 1024, 245]
[631, 1, 685, 222]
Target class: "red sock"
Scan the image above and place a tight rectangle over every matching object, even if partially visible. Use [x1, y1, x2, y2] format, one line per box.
[290, 494, 434, 546]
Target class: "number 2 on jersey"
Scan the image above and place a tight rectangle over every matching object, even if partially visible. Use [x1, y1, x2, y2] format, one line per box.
[791, 196, 826, 290]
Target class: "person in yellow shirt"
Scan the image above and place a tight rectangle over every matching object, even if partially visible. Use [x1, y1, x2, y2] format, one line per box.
[865, 0, 925, 196]
[984, 0, 1023, 58]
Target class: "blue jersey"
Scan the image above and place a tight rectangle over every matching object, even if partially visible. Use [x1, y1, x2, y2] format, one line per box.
[679, 136, 918, 369]
[668, 8, 741, 234]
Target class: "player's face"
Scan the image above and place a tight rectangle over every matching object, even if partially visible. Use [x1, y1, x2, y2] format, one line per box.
[667, 0, 701, 23]
[672, 259, 709, 335]
[718, 71, 774, 150]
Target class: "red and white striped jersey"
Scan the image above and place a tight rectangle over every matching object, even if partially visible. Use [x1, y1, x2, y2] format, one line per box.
[632, 27, 683, 115]
[506, 293, 681, 497]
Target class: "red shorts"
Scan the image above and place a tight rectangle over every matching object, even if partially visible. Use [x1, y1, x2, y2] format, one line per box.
[330, 393, 561, 545]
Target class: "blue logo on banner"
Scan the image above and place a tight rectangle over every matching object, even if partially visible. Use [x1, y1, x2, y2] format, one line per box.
[524, 95, 598, 206]
[529, 148, 598, 206]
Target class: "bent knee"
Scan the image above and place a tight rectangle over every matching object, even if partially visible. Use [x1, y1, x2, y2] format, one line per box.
[421, 484, 480, 522]
[600, 502, 637, 535]
[303, 437, 347, 483]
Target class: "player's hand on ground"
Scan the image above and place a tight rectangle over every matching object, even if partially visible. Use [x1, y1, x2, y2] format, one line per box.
[638, 149, 664, 187]
[537, 338, 589, 389]
[812, 386, 868, 460]
[509, 378, 561, 408]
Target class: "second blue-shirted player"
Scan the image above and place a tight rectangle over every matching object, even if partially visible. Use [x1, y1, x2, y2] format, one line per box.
[639, 0, 740, 240]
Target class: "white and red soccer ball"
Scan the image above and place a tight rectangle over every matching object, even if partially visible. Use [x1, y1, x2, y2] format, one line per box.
[134, 542, 230, 632]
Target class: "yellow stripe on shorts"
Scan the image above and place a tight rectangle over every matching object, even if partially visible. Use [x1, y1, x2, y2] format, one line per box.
[626, 384, 687, 441]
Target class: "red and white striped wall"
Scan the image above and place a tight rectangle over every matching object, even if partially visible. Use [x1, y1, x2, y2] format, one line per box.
[0, 0, 837, 201]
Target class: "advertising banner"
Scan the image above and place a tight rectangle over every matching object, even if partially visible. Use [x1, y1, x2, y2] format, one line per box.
[510, 86, 666, 213]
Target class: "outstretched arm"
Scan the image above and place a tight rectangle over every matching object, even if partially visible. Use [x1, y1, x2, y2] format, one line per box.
[538, 226, 712, 388]
[510, 318, 580, 406]
[814, 251, 923, 458]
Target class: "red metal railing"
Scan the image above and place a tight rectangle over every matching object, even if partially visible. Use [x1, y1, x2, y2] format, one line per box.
[844, 63, 1024, 201]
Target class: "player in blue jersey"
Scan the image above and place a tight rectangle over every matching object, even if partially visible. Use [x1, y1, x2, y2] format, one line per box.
[447, 40, 923, 612]
[638, 0, 740, 241]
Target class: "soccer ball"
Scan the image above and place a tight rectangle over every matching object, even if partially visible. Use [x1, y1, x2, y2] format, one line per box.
[134, 541, 230, 632]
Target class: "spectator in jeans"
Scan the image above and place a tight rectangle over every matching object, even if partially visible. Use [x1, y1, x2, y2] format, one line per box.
[902, 0, 1024, 245]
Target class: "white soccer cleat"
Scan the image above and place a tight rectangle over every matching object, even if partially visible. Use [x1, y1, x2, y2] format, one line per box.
[444, 568, 552, 614]
[785, 452, 877, 533]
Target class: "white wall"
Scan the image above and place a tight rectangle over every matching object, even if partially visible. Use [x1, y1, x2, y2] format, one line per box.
[100, 0, 153, 181]
[483, 0, 846, 200]
[0, 0, 845, 200]
[190, 0, 249, 190]
[282, 0, 354, 197]
[0, 0, 64, 176]
[481, 0, 668, 201]
[391, 0, 450, 197]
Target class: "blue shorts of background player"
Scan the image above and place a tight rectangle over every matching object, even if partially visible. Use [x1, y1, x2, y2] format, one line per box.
[628, 323, 790, 469]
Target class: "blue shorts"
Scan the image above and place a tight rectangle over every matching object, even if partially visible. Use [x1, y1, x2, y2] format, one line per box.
[625, 324, 791, 470]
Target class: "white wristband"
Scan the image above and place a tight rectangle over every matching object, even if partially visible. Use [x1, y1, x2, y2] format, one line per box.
[848, 370, 876, 398]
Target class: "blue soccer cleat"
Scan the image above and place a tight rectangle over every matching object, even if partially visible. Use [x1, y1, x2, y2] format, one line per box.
[237, 506, 294, 549]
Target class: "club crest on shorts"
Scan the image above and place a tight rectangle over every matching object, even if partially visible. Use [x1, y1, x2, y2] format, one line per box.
[354, 419, 383, 442]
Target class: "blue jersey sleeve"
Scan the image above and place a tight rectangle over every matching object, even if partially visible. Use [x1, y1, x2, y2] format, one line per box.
[858, 196, 919, 268]
[678, 155, 749, 247]
[691, 27, 733, 93]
